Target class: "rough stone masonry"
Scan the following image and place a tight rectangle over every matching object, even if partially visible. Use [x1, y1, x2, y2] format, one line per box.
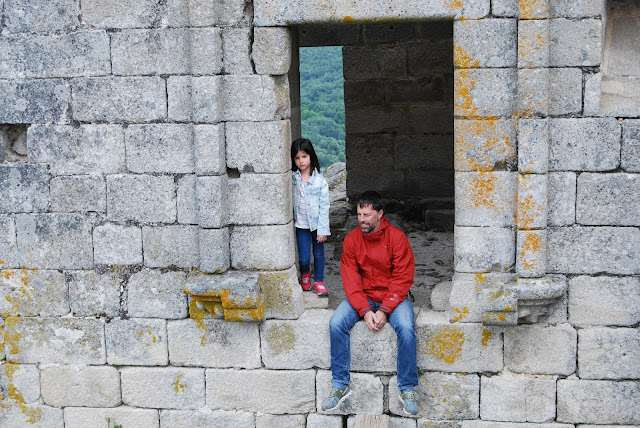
[0, 0, 639, 427]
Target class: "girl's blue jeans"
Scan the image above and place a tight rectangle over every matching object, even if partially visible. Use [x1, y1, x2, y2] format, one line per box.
[295, 227, 325, 282]
[329, 298, 419, 391]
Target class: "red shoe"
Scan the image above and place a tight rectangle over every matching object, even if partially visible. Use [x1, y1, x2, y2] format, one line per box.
[300, 272, 311, 291]
[314, 281, 329, 297]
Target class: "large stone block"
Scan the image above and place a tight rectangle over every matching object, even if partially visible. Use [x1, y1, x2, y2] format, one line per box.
[121, 367, 205, 409]
[454, 119, 517, 172]
[68, 270, 122, 317]
[568, 275, 640, 326]
[195, 124, 226, 175]
[583, 71, 602, 116]
[28, 124, 125, 175]
[557, 379, 640, 424]
[516, 230, 547, 277]
[395, 134, 454, 171]
[0, 404, 63, 427]
[1, 363, 41, 404]
[622, 119, 640, 172]
[454, 226, 515, 273]
[406, 38, 454, 76]
[0, 79, 69, 123]
[578, 327, 640, 379]
[454, 19, 517, 68]
[0, 215, 18, 268]
[222, 27, 253, 74]
[0, 269, 68, 317]
[480, 373, 556, 422]
[550, 19, 602, 66]
[517, 68, 583, 117]
[504, 324, 576, 375]
[256, 414, 306, 428]
[547, 172, 576, 226]
[345, 106, 403, 134]
[350, 320, 398, 373]
[16, 214, 93, 269]
[81, 0, 158, 28]
[161, 410, 255, 428]
[125, 124, 194, 174]
[127, 269, 188, 319]
[222, 75, 290, 121]
[226, 173, 292, 225]
[253, 27, 292, 75]
[41, 366, 120, 407]
[106, 174, 176, 223]
[416, 311, 503, 372]
[389, 372, 479, 419]
[4, 316, 105, 364]
[492, 0, 518, 17]
[343, 45, 406, 80]
[168, 76, 193, 122]
[577, 173, 640, 226]
[64, 407, 159, 428]
[199, 228, 230, 273]
[168, 318, 260, 368]
[0, 31, 110, 79]
[518, 20, 549, 68]
[207, 368, 316, 414]
[94, 223, 143, 265]
[196, 175, 226, 228]
[106, 318, 168, 366]
[260, 266, 304, 320]
[455, 172, 516, 227]
[548, 226, 640, 274]
[460, 421, 572, 428]
[348, 416, 417, 428]
[143, 226, 199, 268]
[316, 370, 383, 416]
[455, 69, 516, 118]
[261, 309, 331, 369]
[549, 118, 620, 171]
[192, 76, 222, 123]
[4, 0, 80, 32]
[72, 77, 166, 122]
[517, 174, 547, 230]
[161, 0, 218, 27]
[226, 120, 291, 174]
[231, 223, 295, 270]
[0, 165, 48, 214]
[50, 175, 106, 213]
[550, 0, 605, 17]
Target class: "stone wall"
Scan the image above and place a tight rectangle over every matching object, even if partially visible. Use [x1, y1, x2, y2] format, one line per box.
[1, 1, 639, 428]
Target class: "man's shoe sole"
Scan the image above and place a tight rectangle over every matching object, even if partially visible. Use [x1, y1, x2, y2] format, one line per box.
[323, 388, 351, 411]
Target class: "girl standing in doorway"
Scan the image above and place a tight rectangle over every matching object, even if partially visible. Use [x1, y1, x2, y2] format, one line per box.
[291, 138, 330, 296]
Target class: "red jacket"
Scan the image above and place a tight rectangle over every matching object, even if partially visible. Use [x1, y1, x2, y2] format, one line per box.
[340, 216, 415, 316]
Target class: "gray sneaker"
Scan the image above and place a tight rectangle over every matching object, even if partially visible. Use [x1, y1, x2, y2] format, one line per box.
[400, 389, 419, 415]
[321, 385, 351, 411]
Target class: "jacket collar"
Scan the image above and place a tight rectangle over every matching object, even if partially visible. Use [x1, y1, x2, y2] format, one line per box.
[360, 216, 390, 240]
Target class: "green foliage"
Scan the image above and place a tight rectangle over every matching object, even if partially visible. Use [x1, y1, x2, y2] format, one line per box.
[299, 46, 346, 169]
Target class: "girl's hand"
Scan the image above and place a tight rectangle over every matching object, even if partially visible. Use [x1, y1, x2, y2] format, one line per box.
[317, 235, 327, 243]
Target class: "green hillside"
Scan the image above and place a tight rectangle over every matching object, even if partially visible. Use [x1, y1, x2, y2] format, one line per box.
[299, 46, 346, 168]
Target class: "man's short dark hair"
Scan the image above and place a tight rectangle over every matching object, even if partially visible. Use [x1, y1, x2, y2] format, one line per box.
[357, 190, 384, 212]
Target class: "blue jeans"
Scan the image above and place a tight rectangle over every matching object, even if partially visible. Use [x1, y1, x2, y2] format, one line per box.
[296, 228, 325, 282]
[329, 298, 419, 391]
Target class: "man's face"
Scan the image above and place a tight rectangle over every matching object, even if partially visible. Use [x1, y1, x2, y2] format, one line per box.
[357, 204, 383, 233]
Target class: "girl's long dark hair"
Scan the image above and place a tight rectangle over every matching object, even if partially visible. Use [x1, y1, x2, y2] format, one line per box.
[291, 138, 321, 173]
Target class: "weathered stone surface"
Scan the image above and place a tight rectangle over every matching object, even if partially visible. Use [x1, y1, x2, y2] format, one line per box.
[226, 173, 291, 225]
[94, 223, 143, 265]
[557, 379, 640, 424]
[168, 76, 193, 122]
[72, 77, 167, 122]
[192, 76, 222, 123]
[454, 226, 515, 273]
[253, 27, 292, 75]
[0, 404, 63, 427]
[222, 28, 253, 74]
[549, 118, 620, 171]
[516, 230, 547, 278]
[208, 368, 315, 414]
[550, 19, 602, 66]
[517, 173, 547, 229]
[168, 318, 260, 368]
[142, 225, 199, 269]
[4, 0, 80, 32]
[260, 266, 304, 319]
[107, 174, 176, 223]
[492, 0, 518, 17]
[195, 124, 226, 175]
[256, 413, 306, 428]
[622, 119, 640, 172]
[0, 269, 68, 317]
[504, 324, 576, 375]
[4, 317, 105, 364]
[126, 124, 194, 174]
[0, 79, 69, 123]
[455, 69, 516, 117]
[196, 175, 226, 228]
[454, 19, 517, 68]
[16, 214, 93, 269]
[584, 71, 602, 116]
[127, 269, 188, 319]
[480, 373, 556, 422]
[343, 45, 406, 80]
[548, 226, 640, 274]
[518, 20, 549, 68]
[231, 223, 295, 270]
[568, 275, 640, 326]
[350, 319, 397, 372]
[550, 0, 605, 17]
[389, 372, 479, 419]
[0, 165, 49, 213]
[106, 318, 168, 366]
[317, 370, 383, 415]
[64, 407, 159, 428]
[161, 0, 218, 27]
[349, 416, 417, 428]
[81, 0, 158, 28]
[431, 281, 453, 311]
[0, 216, 18, 269]
[308, 414, 343, 428]
[177, 175, 197, 224]
[222, 75, 290, 121]
[448, 274, 515, 324]
[41, 366, 120, 407]
[454, 119, 517, 172]
[460, 423, 572, 428]
[577, 173, 640, 226]
[68, 270, 122, 317]
[0, 32, 110, 79]
[199, 228, 230, 272]
[226, 120, 291, 174]
[549, 68, 583, 115]
[455, 172, 516, 227]
[416, 311, 503, 372]
[1, 363, 40, 404]
[261, 309, 331, 369]
[161, 409, 255, 428]
[518, 68, 582, 116]
[578, 327, 640, 379]
[548, 172, 576, 226]
[50, 175, 106, 213]
[121, 367, 205, 409]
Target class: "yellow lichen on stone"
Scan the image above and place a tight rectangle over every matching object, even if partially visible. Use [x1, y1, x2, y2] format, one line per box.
[519, 232, 542, 270]
[455, 70, 479, 117]
[454, 46, 481, 68]
[2, 364, 43, 424]
[469, 173, 499, 210]
[455, 119, 514, 171]
[259, 271, 294, 317]
[451, 306, 469, 322]
[425, 326, 465, 364]
[343, 16, 356, 23]
[519, 0, 548, 19]
[481, 329, 494, 346]
[445, 0, 464, 12]
[265, 323, 296, 355]
[173, 374, 186, 393]
[1, 269, 32, 318]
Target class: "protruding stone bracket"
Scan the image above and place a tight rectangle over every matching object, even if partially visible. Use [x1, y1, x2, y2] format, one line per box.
[482, 276, 567, 325]
[184, 271, 265, 322]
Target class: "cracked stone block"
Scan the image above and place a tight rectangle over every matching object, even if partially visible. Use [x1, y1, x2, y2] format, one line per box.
[505, 324, 576, 375]
[41, 366, 121, 407]
[0, 164, 49, 213]
[68, 270, 122, 317]
[568, 275, 640, 326]
[106, 318, 168, 366]
[121, 367, 205, 410]
[0, 269, 68, 317]
[128, 269, 188, 319]
[316, 370, 383, 416]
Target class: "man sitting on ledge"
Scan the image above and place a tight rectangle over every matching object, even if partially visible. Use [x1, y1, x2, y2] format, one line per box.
[322, 190, 419, 415]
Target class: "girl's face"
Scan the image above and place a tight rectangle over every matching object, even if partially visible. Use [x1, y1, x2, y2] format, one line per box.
[294, 150, 311, 174]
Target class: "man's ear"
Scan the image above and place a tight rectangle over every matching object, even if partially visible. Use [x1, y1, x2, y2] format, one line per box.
[378, 209, 384, 218]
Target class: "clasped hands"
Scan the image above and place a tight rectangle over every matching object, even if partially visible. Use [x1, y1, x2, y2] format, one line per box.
[364, 310, 387, 332]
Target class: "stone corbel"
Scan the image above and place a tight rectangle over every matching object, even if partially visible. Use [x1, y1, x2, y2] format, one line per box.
[184, 271, 265, 322]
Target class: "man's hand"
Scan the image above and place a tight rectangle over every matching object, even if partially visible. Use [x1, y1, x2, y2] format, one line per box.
[373, 311, 387, 329]
[364, 311, 387, 331]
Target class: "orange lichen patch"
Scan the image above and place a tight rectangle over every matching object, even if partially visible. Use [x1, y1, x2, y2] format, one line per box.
[469, 173, 499, 210]
[454, 46, 481, 68]
[138, 329, 156, 347]
[517, 194, 543, 230]
[519, 0, 548, 19]
[474, 273, 487, 292]
[446, 0, 464, 12]
[519, 232, 543, 270]
[455, 70, 478, 117]
[173, 374, 186, 393]
[343, 16, 356, 23]
[519, 32, 548, 58]
[425, 326, 465, 364]
[481, 329, 494, 346]
[455, 119, 515, 171]
[265, 324, 296, 355]
[2, 364, 43, 424]
[1, 269, 34, 317]
[451, 306, 469, 323]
